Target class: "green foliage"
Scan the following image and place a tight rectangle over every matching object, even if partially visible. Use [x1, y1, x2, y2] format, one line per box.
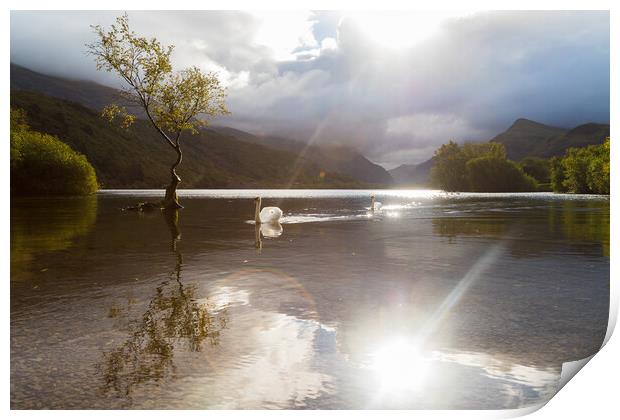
[551, 138, 609, 194]
[519, 157, 550, 184]
[10, 108, 99, 195]
[11, 91, 370, 189]
[466, 156, 537, 192]
[429, 141, 469, 191]
[88, 14, 228, 144]
[88, 14, 230, 207]
[431, 141, 536, 192]
[549, 156, 566, 192]
[462, 142, 506, 160]
[10, 107, 29, 131]
[586, 138, 610, 194]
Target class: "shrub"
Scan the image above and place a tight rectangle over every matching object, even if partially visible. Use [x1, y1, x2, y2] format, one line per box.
[555, 138, 609, 194]
[430, 141, 537, 192]
[586, 138, 610, 194]
[11, 108, 99, 195]
[466, 156, 537, 192]
[429, 141, 469, 191]
[549, 156, 567, 193]
[519, 157, 550, 184]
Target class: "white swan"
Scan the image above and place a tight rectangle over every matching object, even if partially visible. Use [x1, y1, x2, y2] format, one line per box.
[371, 195, 382, 212]
[254, 197, 283, 224]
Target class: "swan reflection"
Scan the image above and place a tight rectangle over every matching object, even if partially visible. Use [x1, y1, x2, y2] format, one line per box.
[254, 222, 283, 250]
[260, 222, 283, 238]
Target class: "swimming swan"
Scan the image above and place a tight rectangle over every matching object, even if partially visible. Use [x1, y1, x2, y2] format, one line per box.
[371, 195, 382, 212]
[254, 197, 283, 224]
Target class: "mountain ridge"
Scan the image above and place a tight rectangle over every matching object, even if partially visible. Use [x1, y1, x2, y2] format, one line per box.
[11, 90, 382, 189]
[10, 63, 393, 187]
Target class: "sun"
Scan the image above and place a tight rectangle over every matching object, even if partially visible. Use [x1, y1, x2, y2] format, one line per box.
[343, 11, 474, 50]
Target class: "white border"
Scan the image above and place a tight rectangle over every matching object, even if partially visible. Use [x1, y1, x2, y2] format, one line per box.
[3, 1, 617, 419]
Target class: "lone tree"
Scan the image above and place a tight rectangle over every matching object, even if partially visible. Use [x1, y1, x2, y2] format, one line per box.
[87, 14, 228, 209]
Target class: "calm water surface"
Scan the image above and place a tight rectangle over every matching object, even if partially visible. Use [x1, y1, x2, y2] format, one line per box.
[10, 190, 609, 409]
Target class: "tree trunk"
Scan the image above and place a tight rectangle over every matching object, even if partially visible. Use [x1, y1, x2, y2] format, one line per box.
[162, 145, 184, 210]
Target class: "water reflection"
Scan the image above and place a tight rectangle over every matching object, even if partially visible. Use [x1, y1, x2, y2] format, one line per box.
[97, 211, 228, 400]
[432, 200, 610, 258]
[551, 201, 610, 256]
[11, 196, 98, 277]
[254, 222, 283, 250]
[433, 217, 506, 241]
[359, 346, 561, 409]
[10, 192, 609, 409]
[194, 270, 335, 408]
[260, 222, 283, 238]
[163, 208, 182, 250]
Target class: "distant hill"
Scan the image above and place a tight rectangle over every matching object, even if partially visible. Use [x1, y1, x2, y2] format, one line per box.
[489, 118, 568, 161]
[389, 158, 434, 186]
[10, 63, 121, 112]
[391, 118, 610, 186]
[531, 122, 610, 158]
[490, 118, 609, 161]
[11, 90, 373, 189]
[212, 128, 393, 185]
[10, 63, 393, 186]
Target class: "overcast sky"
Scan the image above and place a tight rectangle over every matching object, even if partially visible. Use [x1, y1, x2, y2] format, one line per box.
[10, 10, 609, 168]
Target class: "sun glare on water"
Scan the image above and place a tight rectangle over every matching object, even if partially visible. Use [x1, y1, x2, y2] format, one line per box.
[369, 337, 432, 394]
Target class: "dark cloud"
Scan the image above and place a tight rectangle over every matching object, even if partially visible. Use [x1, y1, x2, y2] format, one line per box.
[11, 10, 609, 168]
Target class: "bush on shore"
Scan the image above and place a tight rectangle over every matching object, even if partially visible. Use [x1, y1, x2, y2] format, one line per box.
[11, 108, 99, 196]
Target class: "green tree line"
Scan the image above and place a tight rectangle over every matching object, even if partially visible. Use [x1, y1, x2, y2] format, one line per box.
[10, 108, 99, 195]
[430, 138, 610, 194]
[550, 138, 610, 194]
[430, 141, 537, 192]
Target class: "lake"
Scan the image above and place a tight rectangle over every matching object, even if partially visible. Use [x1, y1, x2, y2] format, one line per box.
[10, 190, 609, 409]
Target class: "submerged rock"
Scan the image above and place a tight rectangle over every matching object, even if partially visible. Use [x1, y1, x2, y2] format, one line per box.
[122, 202, 162, 212]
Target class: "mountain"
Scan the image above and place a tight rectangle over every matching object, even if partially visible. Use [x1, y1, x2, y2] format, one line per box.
[10, 63, 121, 112]
[389, 158, 434, 186]
[532, 122, 610, 158]
[211, 128, 393, 185]
[391, 118, 610, 186]
[11, 63, 393, 186]
[489, 118, 609, 161]
[489, 118, 569, 161]
[11, 90, 372, 189]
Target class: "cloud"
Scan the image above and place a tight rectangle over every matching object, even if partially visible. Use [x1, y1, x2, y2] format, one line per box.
[10, 10, 609, 167]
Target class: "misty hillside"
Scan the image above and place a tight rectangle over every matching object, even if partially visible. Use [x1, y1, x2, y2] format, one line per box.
[212, 127, 393, 185]
[11, 63, 393, 186]
[10, 63, 121, 112]
[389, 158, 434, 186]
[11, 90, 374, 189]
